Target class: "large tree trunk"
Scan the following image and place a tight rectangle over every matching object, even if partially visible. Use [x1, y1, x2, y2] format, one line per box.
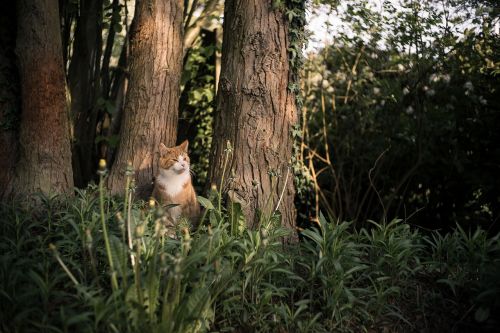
[0, 1, 20, 200]
[108, 0, 184, 198]
[14, 0, 74, 196]
[68, 0, 103, 188]
[208, 0, 298, 235]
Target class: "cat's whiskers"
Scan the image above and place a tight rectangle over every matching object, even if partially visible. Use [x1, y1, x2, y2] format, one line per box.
[188, 164, 196, 177]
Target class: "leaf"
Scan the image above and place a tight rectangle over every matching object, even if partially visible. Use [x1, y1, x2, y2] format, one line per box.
[204, 89, 214, 102]
[66, 312, 93, 326]
[165, 203, 180, 210]
[192, 90, 202, 101]
[109, 235, 128, 278]
[474, 306, 490, 323]
[107, 135, 120, 148]
[197, 196, 214, 210]
[437, 278, 458, 295]
[105, 100, 116, 115]
[113, 23, 122, 33]
[301, 228, 323, 247]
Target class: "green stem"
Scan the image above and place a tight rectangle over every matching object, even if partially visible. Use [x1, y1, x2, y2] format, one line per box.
[99, 174, 119, 291]
[50, 245, 80, 286]
[127, 192, 135, 267]
[123, 174, 130, 242]
[134, 238, 144, 306]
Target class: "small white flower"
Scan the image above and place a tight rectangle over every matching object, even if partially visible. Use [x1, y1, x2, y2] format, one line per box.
[422, 85, 429, 92]
[373, 87, 381, 95]
[397, 64, 405, 71]
[479, 96, 487, 105]
[326, 86, 334, 93]
[403, 87, 410, 95]
[464, 81, 474, 91]
[429, 74, 439, 83]
[309, 73, 322, 86]
[442, 74, 451, 83]
[321, 80, 329, 89]
[335, 72, 346, 83]
[380, 100, 386, 106]
[405, 106, 414, 114]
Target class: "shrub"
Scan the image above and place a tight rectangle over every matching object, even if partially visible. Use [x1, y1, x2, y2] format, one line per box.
[0, 179, 498, 332]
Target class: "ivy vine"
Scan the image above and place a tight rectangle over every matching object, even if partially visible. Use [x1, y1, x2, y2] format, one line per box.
[277, 0, 316, 222]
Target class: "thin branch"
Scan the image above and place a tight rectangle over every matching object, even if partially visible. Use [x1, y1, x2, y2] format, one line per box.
[183, 0, 219, 51]
[368, 147, 390, 222]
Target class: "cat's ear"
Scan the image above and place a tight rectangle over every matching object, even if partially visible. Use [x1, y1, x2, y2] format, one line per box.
[178, 140, 189, 152]
[159, 143, 169, 156]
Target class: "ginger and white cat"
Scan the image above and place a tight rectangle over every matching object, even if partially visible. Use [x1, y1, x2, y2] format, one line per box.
[152, 140, 200, 228]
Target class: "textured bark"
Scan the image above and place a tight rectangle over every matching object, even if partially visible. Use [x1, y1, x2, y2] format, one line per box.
[0, 1, 19, 199]
[68, 0, 103, 187]
[108, 0, 184, 198]
[209, 0, 298, 235]
[14, 0, 74, 196]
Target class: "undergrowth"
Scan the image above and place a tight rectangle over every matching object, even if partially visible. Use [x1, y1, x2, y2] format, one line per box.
[0, 179, 499, 332]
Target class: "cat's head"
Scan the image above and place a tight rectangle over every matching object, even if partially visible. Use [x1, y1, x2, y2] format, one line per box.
[158, 140, 191, 175]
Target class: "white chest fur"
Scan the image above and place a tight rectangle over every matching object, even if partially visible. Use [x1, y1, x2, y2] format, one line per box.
[156, 168, 191, 197]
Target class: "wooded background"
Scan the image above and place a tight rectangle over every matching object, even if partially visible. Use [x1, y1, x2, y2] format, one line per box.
[0, 0, 498, 232]
[1, 1, 499, 332]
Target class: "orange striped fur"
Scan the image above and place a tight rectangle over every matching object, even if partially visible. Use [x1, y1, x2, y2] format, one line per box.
[152, 140, 200, 228]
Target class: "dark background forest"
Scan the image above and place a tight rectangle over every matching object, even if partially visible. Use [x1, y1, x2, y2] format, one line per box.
[0, 0, 499, 332]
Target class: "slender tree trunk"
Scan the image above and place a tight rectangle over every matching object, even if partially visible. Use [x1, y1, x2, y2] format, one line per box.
[0, 1, 20, 200]
[102, 38, 129, 166]
[209, 0, 298, 235]
[108, 0, 184, 198]
[14, 0, 74, 196]
[68, 0, 103, 187]
[59, 0, 77, 69]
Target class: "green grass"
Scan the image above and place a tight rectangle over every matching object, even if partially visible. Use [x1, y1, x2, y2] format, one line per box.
[0, 182, 499, 332]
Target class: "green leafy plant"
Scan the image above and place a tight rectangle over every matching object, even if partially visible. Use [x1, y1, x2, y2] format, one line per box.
[0, 166, 498, 332]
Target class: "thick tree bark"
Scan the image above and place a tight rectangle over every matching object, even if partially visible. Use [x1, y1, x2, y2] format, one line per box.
[108, 0, 184, 198]
[0, 1, 20, 200]
[209, 0, 298, 235]
[14, 0, 74, 196]
[68, 0, 103, 187]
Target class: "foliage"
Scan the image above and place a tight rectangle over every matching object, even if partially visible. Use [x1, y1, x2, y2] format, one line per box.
[57, 0, 223, 186]
[179, 30, 218, 187]
[302, 0, 500, 228]
[1, 177, 499, 332]
[3, 1, 500, 330]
